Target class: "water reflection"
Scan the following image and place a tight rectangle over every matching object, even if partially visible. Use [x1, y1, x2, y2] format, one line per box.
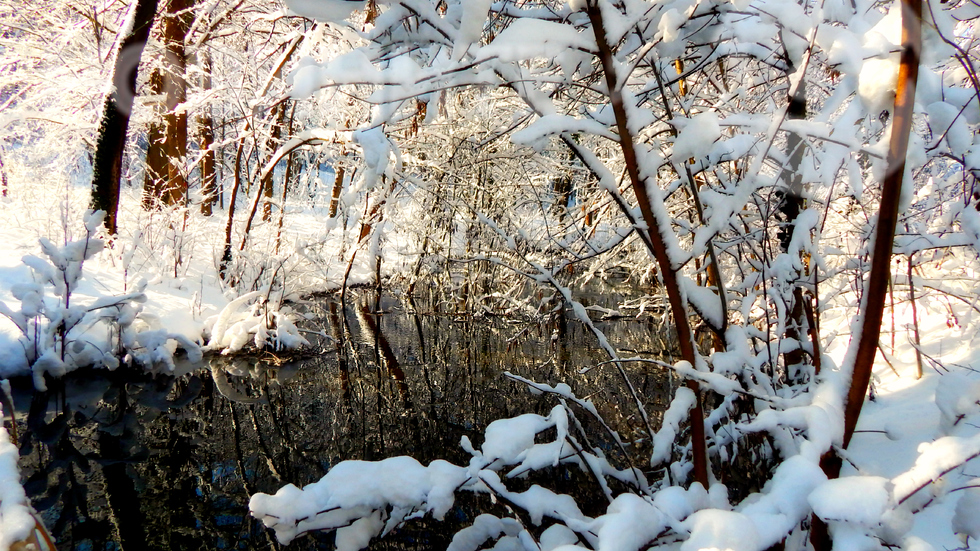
[8, 291, 674, 550]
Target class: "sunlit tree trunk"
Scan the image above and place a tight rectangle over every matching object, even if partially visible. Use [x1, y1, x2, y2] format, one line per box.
[160, 0, 194, 207]
[90, 0, 161, 235]
[141, 69, 167, 210]
[198, 49, 217, 216]
[261, 104, 287, 222]
[219, 134, 246, 281]
[329, 150, 350, 219]
[812, 1, 921, 548]
[273, 106, 296, 255]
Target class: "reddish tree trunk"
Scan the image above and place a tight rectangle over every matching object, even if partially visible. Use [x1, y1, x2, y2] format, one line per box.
[812, 1, 921, 548]
[161, 0, 194, 207]
[585, 0, 709, 488]
[141, 69, 166, 210]
[198, 51, 217, 216]
[842, 0, 921, 452]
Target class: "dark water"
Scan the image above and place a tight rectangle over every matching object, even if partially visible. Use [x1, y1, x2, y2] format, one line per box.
[7, 291, 675, 551]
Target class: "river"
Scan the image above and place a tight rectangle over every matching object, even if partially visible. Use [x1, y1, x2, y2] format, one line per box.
[7, 289, 676, 550]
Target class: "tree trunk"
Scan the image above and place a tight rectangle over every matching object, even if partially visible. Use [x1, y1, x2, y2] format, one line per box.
[329, 152, 347, 218]
[842, 0, 921, 452]
[0, 147, 8, 198]
[778, 38, 810, 380]
[161, 0, 194, 207]
[551, 172, 572, 219]
[90, 0, 161, 235]
[141, 69, 167, 210]
[585, 0, 709, 488]
[198, 50, 217, 216]
[220, 134, 246, 281]
[907, 250, 924, 379]
[273, 107, 297, 256]
[812, 1, 921, 548]
[262, 104, 287, 222]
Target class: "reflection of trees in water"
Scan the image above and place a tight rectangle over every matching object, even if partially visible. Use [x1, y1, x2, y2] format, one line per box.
[13, 291, 672, 550]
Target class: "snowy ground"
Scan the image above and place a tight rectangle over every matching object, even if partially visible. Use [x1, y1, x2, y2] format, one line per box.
[827, 302, 980, 550]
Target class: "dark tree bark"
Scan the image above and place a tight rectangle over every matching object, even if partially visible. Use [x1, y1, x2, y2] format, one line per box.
[551, 173, 572, 219]
[777, 37, 810, 380]
[90, 0, 161, 234]
[0, 147, 8, 198]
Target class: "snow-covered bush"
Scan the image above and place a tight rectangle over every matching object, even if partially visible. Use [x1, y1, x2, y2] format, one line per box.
[204, 290, 310, 354]
[251, 375, 980, 551]
[250, 398, 609, 549]
[0, 211, 201, 388]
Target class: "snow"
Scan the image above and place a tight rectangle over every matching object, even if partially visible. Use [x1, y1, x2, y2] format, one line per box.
[448, 515, 522, 551]
[753, 458, 824, 520]
[283, 0, 365, 23]
[591, 493, 670, 551]
[926, 101, 973, 154]
[539, 524, 578, 551]
[672, 111, 722, 162]
[952, 484, 980, 541]
[335, 511, 384, 551]
[809, 476, 891, 526]
[479, 19, 596, 63]
[680, 276, 725, 330]
[651, 387, 697, 467]
[858, 56, 900, 114]
[481, 409, 559, 466]
[682, 509, 761, 551]
[934, 371, 980, 434]
[482, 474, 585, 526]
[290, 50, 383, 98]
[0, 424, 34, 551]
[512, 115, 617, 152]
[249, 456, 471, 545]
[658, 9, 687, 44]
[892, 435, 980, 509]
[451, 0, 492, 61]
